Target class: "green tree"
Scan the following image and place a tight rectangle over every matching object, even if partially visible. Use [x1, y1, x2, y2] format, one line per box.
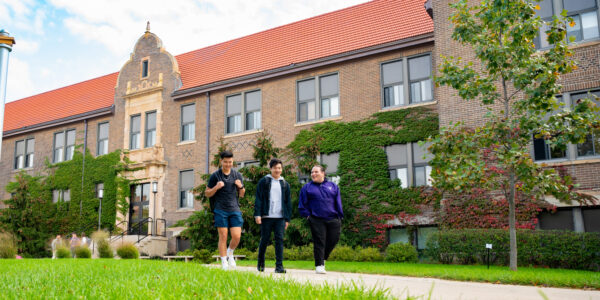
[432, 0, 600, 270]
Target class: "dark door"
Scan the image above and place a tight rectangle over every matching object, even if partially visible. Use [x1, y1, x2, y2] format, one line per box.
[129, 183, 150, 234]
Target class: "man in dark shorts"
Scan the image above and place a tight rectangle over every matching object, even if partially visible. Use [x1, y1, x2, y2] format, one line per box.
[204, 151, 245, 270]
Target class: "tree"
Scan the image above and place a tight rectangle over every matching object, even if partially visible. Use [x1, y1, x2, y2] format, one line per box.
[431, 0, 600, 270]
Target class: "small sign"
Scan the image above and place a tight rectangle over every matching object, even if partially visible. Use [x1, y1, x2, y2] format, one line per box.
[486, 244, 493, 249]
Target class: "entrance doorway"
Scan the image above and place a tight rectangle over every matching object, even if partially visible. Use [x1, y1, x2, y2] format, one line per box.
[129, 183, 150, 235]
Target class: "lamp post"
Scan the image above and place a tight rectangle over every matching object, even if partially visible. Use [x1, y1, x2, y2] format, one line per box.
[97, 184, 104, 231]
[0, 30, 15, 160]
[152, 181, 158, 236]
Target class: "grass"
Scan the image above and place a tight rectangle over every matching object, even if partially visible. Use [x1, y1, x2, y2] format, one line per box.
[233, 260, 600, 290]
[0, 259, 391, 299]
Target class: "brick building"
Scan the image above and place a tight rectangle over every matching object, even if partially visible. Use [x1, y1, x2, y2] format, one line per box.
[1, 0, 599, 254]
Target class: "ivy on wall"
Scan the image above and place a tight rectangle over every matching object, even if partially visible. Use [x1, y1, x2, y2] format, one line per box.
[287, 107, 441, 247]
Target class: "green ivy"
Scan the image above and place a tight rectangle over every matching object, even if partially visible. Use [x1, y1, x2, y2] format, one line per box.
[287, 107, 440, 247]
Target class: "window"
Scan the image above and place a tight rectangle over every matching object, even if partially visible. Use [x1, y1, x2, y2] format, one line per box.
[533, 95, 567, 161]
[388, 226, 438, 250]
[382, 54, 433, 108]
[145, 111, 156, 148]
[53, 129, 75, 163]
[535, 0, 599, 48]
[52, 189, 70, 203]
[179, 170, 194, 209]
[14, 138, 34, 169]
[573, 90, 600, 157]
[386, 142, 432, 188]
[130, 115, 141, 150]
[321, 153, 341, 184]
[97, 122, 109, 156]
[141, 59, 149, 78]
[297, 74, 339, 122]
[226, 90, 261, 134]
[181, 104, 195, 141]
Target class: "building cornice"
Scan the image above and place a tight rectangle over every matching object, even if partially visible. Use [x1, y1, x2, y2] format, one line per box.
[172, 33, 434, 100]
[3, 106, 114, 137]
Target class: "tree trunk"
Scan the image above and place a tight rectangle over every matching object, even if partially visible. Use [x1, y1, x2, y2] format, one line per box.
[508, 172, 518, 271]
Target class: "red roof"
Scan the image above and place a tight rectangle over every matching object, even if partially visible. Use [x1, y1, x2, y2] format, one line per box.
[3, 0, 432, 134]
[175, 0, 433, 91]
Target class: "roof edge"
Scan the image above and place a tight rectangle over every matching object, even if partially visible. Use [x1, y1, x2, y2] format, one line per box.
[172, 32, 434, 100]
[3, 106, 115, 137]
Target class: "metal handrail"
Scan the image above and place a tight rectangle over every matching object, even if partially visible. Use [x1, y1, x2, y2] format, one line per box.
[154, 218, 167, 237]
[134, 217, 153, 244]
[109, 220, 128, 243]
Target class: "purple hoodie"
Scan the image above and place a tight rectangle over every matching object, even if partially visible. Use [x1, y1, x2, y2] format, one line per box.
[299, 179, 343, 220]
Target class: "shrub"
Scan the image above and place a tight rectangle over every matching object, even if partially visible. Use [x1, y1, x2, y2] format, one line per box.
[358, 247, 384, 262]
[74, 246, 92, 258]
[56, 246, 71, 259]
[385, 242, 418, 263]
[285, 244, 313, 261]
[425, 229, 600, 271]
[0, 232, 17, 259]
[264, 245, 275, 260]
[193, 249, 212, 264]
[177, 249, 194, 256]
[98, 241, 113, 258]
[116, 243, 139, 259]
[328, 245, 357, 261]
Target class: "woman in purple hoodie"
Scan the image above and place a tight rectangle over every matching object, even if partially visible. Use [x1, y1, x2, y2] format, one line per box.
[299, 165, 343, 274]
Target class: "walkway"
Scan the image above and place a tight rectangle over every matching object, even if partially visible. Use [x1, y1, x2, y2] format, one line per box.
[234, 266, 600, 300]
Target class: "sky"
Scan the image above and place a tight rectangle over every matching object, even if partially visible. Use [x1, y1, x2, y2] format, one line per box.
[0, 0, 370, 103]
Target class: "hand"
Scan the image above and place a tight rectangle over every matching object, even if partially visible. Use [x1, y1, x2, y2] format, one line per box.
[285, 222, 289, 230]
[255, 217, 262, 224]
[215, 181, 225, 189]
[234, 179, 243, 189]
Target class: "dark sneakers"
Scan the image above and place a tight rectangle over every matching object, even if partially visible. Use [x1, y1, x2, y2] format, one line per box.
[274, 267, 286, 274]
[257, 264, 265, 272]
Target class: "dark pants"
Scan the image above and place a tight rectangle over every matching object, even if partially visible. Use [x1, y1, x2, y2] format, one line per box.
[309, 216, 341, 267]
[257, 218, 285, 268]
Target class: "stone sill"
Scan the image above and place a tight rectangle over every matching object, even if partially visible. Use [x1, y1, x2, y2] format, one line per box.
[223, 129, 263, 139]
[294, 116, 343, 127]
[378, 100, 437, 113]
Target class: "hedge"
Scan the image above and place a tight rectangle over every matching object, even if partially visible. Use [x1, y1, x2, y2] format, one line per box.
[425, 229, 600, 271]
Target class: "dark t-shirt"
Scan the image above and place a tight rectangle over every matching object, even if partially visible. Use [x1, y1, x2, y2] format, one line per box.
[207, 169, 243, 212]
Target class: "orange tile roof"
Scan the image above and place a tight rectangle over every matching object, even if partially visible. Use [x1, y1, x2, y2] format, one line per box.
[3, 73, 118, 132]
[3, 0, 432, 134]
[175, 0, 433, 91]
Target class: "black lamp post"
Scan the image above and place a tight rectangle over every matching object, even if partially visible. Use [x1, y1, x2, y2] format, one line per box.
[152, 181, 158, 236]
[97, 184, 104, 231]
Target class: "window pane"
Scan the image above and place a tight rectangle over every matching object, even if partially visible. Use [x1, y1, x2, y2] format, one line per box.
[245, 90, 261, 111]
[382, 60, 403, 85]
[99, 140, 108, 155]
[131, 115, 140, 133]
[415, 166, 426, 186]
[417, 227, 438, 250]
[182, 104, 195, 123]
[581, 11, 599, 40]
[389, 228, 410, 244]
[54, 132, 65, 148]
[63, 190, 70, 202]
[321, 153, 339, 174]
[26, 139, 35, 153]
[15, 140, 25, 155]
[146, 130, 156, 147]
[330, 97, 339, 116]
[146, 112, 156, 130]
[26, 153, 34, 168]
[15, 155, 23, 169]
[246, 111, 261, 130]
[142, 60, 149, 77]
[386, 144, 408, 166]
[227, 115, 241, 133]
[567, 15, 583, 41]
[54, 148, 64, 163]
[298, 79, 315, 101]
[535, 23, 551, 48]
[299, 100, 316, 121]
[66, 146, 74, 161]
[182, 123, 195, 141]
[397, 168, 408, 189]
[131, 133, 140, 149]
[66, 130, 76, 146]
[299, 102, 308, 121]
[563, 0, 596, 12]
[411, 81, 422, 102]
[577, 134, 596, 157]
[226, 94, 242, 115]
[413, 142, 432, 164]
[321, 98, 330, 117]
[409, 55, 431, 80]
[421, 79, 433, 101]
[384, 85, 404, 107]
[320, 74, 338, 97]
[536, 0, 554, 19]
[181, 170, 194, 189]
[99, 123, 109, 139]
[426, 165, 433, 186]
[53, 190, 60, 203]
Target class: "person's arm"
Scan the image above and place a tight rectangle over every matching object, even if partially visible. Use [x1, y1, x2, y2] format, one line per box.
[284, 181, 292, 222]
[234, 171, 245, 198]
[254, 178, 263, 224]
[204, 174, 223, 198]
[335, 184, 344, 219]
[298, 185, 310, 218]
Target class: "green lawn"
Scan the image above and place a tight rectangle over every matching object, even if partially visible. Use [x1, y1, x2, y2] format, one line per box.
[233, 260, 600, 290]
[0, 259, 390, 299]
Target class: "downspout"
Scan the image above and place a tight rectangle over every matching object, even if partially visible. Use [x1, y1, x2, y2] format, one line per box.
[205, 92, 211, 173]
[80, 119, 88, 221]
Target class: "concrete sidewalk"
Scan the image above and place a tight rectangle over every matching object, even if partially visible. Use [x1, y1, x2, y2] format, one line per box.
[233, 266, 600, 300]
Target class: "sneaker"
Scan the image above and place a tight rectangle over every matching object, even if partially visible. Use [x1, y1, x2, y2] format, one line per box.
[221, 259, 229, 271]
[315, 265, 326, 274]
[274, 267, 287, 274]
[228, 255, 236, 268]
[257, 262, 265, 272]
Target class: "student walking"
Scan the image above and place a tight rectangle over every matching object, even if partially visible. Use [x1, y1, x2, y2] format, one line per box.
[69, 233, 80, 258]
[51, 235, 62, 259]
[299, 165, 343, 274]
[254, 158, 292, 273]
[204, 151, 245, 270]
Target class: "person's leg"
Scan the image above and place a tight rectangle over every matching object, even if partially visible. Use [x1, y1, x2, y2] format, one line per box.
[257, 218, 274, 271]
[323, 218, 341, 261]
[273, 218, 285, 271]
[309, 217, 327, 267]
[217, 227, 229, 257]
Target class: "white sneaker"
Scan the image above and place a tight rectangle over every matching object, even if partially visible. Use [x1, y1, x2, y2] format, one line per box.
[228, 255, 236, 267]
[221, 259, 229, 270]
[315, 265, 326, 274]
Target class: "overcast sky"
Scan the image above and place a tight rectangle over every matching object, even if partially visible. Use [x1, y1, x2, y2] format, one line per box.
[0, 0, 370, 102]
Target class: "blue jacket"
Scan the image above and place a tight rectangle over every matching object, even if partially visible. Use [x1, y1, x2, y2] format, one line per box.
[298, 179, 343, 220]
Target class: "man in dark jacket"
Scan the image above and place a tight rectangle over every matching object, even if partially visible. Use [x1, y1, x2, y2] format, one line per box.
[254, 158, 292, 273]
